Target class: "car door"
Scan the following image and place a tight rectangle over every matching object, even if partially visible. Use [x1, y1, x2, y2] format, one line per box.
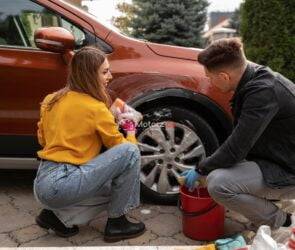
[0, 0, 90, 158]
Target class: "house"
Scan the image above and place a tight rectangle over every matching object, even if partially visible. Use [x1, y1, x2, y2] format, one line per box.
[203, 11, 239, 45]
[203, 18, 237, 45]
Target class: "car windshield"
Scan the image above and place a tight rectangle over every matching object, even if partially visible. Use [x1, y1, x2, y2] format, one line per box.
[63, 0, 125, 35]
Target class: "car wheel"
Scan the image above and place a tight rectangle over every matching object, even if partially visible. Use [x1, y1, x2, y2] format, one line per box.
[137, 106, 219, 205]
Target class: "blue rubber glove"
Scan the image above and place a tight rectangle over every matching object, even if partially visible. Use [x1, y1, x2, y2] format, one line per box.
[180, 169, 200, 190]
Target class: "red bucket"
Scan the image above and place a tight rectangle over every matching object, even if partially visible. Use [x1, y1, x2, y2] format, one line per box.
[179, 186, 225, 241]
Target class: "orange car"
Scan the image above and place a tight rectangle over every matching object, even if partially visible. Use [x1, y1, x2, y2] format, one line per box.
[0, 0, 232, 204]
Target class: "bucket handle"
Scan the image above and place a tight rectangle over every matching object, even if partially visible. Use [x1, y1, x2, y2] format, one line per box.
[178, 198, 218, 217]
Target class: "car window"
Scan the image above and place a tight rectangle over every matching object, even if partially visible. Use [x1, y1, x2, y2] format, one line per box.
[0, 0, 85, 48]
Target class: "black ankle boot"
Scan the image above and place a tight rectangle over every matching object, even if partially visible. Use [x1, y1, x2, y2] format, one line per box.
[36, 209, 79, 237]
[104, 215, 146, 242]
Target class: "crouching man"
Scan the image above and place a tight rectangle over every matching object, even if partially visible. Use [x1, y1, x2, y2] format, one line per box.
[182, 38, 295, 230]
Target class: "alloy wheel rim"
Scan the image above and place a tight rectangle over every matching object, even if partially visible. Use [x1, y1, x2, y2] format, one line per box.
[137, 121, 206, 194]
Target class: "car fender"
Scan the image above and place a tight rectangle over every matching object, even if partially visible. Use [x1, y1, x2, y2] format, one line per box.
[129, 87, 233, 142]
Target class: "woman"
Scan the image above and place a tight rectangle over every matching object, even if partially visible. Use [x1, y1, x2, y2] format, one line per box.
[34, 46, 145, 242]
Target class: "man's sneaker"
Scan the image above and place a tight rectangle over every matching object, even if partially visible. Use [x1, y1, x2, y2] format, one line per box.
[36, 209, 79, 237]
[272, 213, 295, 242]
[104, 215, 146, 242]
[280, 213, 295, 229]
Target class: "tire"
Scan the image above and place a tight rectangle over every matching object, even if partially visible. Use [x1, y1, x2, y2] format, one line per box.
[137, 106, 219, 205]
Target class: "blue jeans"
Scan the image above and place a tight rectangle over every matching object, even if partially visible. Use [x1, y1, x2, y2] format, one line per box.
[34, 143, 141, 227]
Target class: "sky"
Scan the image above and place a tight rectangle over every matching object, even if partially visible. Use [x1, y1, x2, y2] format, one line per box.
[207, 0, 243, 12]
[82, 0, 243, 24]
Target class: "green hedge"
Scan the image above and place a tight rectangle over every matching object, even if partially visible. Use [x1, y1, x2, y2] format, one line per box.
[240, 0, 295, 81]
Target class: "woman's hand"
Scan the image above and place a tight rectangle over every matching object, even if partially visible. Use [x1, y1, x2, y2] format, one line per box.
[120, 119, 136, 133]
[110, 101, 143, 126]
[118, 112, 140, 126]
[118, 105, 143, 126]
[111, 107, 123, 120]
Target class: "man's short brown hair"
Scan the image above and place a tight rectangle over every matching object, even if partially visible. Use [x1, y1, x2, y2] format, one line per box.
[197, 38, 246, 72]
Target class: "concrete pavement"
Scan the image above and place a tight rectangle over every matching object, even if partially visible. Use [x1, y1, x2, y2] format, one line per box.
[0, 170, 293, 247]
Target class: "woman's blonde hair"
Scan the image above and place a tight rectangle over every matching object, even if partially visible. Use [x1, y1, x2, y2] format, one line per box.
[44, 46, 111, 110]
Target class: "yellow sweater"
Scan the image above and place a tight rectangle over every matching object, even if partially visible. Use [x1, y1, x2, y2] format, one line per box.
[37, 91, 137, 165]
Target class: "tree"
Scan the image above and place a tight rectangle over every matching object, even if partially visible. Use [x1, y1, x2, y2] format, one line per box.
[113, 0, 209, 48]
[112, 2, 135, 36]
[240, 0, 295, 81]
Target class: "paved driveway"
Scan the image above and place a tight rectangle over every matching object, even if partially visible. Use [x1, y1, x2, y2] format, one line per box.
[0, 170, 292, 247]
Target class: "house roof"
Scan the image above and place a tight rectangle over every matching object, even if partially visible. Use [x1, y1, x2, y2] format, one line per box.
[203, 19, 234, 38]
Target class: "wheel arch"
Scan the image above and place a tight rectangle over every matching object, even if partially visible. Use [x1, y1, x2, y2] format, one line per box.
[129, 88, 233, 144]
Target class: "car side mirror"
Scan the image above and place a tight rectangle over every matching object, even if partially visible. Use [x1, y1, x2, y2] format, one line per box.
[34, 27, 75, 64]
[34, 27, 75, 53]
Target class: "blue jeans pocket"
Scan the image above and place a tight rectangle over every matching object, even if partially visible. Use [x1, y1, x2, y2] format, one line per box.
[35, 163, 70, 206]
[35, 178, 58, 206]
[53, 164, 69, 182]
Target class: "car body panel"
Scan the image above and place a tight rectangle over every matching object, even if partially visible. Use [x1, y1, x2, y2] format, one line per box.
[0, 0, 233, 163]
[147, 42, 201, 61]
[0, 48, 67, 135]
